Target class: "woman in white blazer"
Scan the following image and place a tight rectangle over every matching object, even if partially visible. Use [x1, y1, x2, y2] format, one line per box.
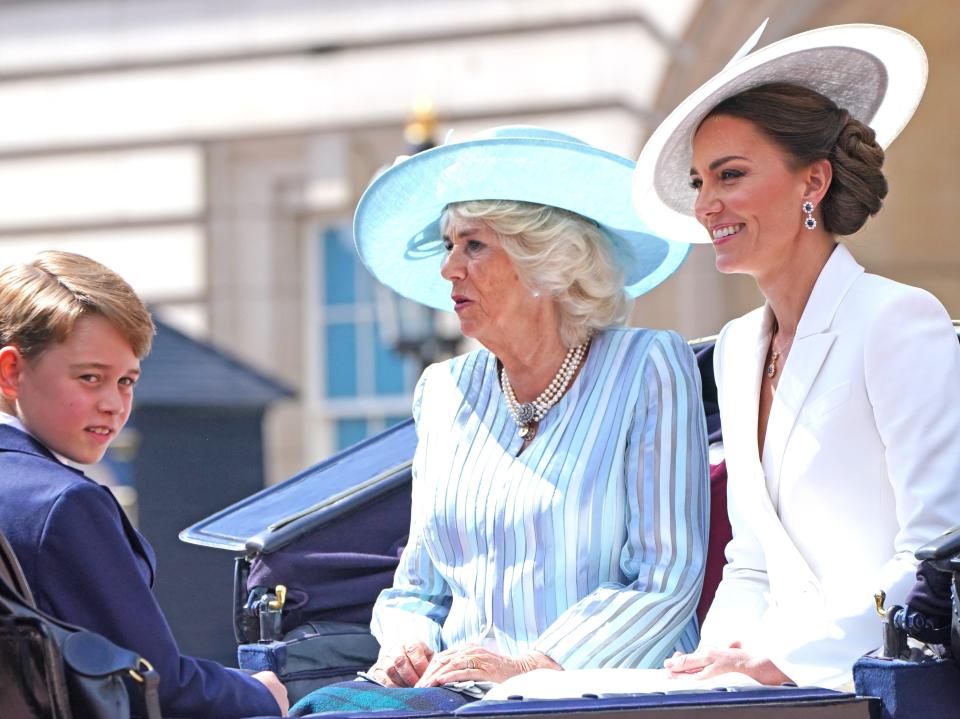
[633, 24, 960, 688]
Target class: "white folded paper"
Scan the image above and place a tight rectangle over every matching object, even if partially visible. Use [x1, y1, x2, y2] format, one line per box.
[482, 668, 761, 702]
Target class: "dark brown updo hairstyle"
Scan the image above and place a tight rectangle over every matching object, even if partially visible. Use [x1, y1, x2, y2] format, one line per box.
[702, 82, 888, 236]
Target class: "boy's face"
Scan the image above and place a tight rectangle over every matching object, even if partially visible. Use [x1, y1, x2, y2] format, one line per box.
[1, 314, 140, 464]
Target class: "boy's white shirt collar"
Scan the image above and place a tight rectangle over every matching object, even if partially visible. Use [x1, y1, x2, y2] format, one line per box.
[0, 411, 74, 466]
[0, 410, 27, 435]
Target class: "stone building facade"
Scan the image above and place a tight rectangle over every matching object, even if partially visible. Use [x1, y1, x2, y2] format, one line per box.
[0, 0, 954, 484]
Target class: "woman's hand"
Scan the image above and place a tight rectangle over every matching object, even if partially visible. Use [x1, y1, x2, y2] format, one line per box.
[415, 645, 561, 687]
[252, 670, 289, 715]
[663, 641, 792, 686]
[368, 641, 435, 688]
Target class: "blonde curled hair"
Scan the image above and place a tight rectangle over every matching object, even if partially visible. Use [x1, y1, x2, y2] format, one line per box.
[441, 200, 629, 346]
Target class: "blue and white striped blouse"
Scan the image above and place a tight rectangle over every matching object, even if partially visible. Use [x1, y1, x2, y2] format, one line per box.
[370, 327, 709, 668]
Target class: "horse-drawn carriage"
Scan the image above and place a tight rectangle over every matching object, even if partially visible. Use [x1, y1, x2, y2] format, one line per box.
[179, 334, 960, 719]
[3, 335, 959, 718]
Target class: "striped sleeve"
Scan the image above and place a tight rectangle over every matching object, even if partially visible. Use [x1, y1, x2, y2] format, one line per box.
[369, 367, 453, 653]
[533, 331, 710, 668]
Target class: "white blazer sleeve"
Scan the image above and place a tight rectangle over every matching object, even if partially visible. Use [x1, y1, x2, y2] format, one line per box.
[699, 322, 772, 650]
[865, 288, 960, 553]
[769, 288, 960, 687]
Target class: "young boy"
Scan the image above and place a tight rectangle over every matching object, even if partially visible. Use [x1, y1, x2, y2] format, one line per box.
[0, 251, 288, 717]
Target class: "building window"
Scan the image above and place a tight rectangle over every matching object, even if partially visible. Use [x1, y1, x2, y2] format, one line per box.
[315, 224, 416, 451]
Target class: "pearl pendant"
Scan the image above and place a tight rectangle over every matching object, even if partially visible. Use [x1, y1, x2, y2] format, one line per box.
[515, 403, 536, 425]
[501, 335, 590, 441]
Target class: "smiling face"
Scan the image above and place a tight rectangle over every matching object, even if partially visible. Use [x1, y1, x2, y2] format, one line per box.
[690, 114, 815, 278]
[0, 314, 140, 464]
[439, 216, 534, 348]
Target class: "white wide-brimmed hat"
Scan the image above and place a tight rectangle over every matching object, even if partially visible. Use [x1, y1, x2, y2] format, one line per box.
[354, 125, 690, 311]
[632, 22, 927, 243]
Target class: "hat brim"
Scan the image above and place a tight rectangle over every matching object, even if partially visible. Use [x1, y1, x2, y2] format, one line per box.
[355, 136, 690, 311]
[633, 24, 927, 243]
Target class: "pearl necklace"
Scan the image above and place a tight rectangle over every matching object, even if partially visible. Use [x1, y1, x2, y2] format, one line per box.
[501, 339, 589, 440]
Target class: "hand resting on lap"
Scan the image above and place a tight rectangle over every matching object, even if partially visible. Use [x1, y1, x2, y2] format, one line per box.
[369, 641, 435, 688]
[663, 641, 792, 686]
[415, 645, 561, 687]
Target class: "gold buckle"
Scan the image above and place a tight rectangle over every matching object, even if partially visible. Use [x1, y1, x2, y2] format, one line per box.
[268, 584, 287, 611]
[874, 591, 888, 619]
[128, 657, 155, 683]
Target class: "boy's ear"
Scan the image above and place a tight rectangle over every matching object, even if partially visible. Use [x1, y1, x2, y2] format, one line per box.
[0, 346, 24, 401]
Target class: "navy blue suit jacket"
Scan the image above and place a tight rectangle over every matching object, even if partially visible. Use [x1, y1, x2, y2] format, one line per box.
[0, 425, 279, 718]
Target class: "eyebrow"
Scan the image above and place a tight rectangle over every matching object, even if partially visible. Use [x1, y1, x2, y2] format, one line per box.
[70, 362, 140, 375]
[689, 154, 750, 175]
[441, 226, 481, 241]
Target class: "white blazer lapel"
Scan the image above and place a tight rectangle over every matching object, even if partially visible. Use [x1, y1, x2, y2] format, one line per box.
[722, 308, 821, 591]
[722, 247, 867, 597]
[764, 333, 836, 483]
[764, 244, 864, 491]
[721, 306, 771, 484]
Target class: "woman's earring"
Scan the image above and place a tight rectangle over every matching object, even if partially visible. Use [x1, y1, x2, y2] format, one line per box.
[802, 201, 817, 230]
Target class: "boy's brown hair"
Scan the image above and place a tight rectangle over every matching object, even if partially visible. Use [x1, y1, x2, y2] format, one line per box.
[0, 251, 155, 359]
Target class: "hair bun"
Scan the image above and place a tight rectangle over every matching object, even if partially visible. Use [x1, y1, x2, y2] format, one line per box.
[823, 111, 887, 235]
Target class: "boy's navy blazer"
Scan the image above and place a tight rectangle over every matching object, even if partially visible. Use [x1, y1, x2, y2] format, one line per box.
[0, 424, 280, 718]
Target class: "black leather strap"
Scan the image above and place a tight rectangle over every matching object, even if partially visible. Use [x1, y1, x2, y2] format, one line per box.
[0, 530, 35, 607]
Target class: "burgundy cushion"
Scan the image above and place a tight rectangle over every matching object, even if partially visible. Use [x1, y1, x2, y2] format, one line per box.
[697, 461, 732, 625]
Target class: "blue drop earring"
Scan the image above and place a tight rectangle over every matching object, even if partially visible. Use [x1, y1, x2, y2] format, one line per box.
[803, 201, 817, 230]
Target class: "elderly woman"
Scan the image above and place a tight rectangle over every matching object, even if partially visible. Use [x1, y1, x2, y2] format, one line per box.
[291, 126, 708, 714]
[633, 25, 960, 689]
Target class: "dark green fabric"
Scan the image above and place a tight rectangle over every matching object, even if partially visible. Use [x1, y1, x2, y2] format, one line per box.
[290, 680, 473, 716]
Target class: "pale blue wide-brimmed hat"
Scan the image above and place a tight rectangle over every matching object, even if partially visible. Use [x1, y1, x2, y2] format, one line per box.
[353, 125, 691, 311]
